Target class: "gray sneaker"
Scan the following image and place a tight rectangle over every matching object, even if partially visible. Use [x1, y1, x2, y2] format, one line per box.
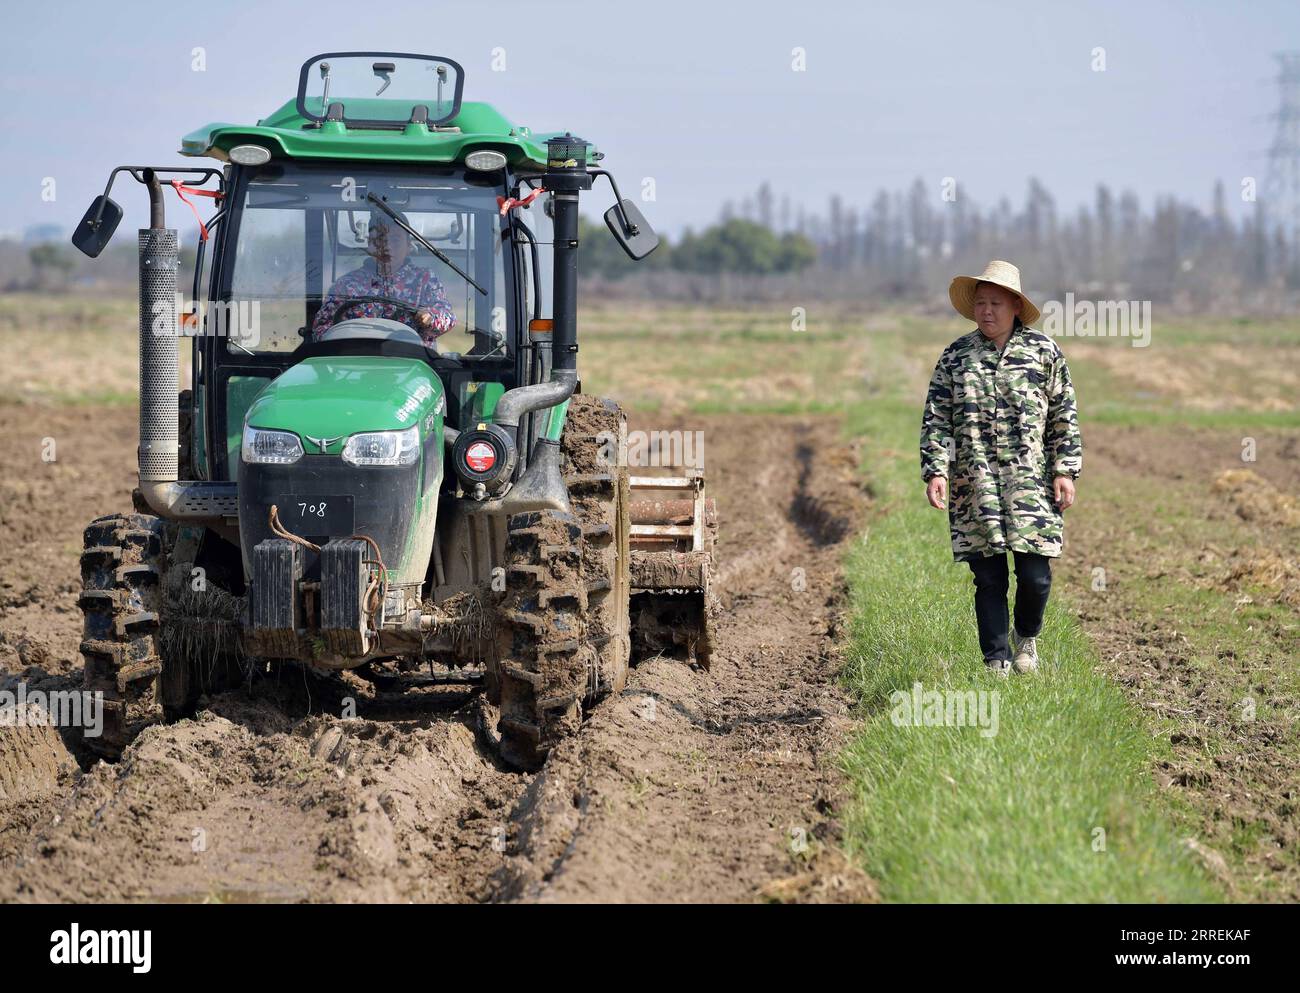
[984, 657, 1011, 678]
[1011, 630, 1039, 674]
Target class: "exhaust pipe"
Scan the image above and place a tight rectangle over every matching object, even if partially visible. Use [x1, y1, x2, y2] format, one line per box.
[491, 367, 576, 431]
[491, 136, 591, 514]
[137, 213, 178, 484]
[135, 171, 237, 522]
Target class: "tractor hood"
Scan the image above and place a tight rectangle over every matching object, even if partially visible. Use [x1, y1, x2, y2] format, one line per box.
[244, 355, 445, 453]
[237, 354, 446, 590]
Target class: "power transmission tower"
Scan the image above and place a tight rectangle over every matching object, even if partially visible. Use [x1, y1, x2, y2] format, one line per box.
[1264, 52, 1300, 251]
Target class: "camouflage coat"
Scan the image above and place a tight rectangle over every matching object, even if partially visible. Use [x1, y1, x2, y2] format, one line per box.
[920, 323, 1082, 561]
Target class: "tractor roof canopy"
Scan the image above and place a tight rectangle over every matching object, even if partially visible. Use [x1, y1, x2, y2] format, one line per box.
[180, 51, 598, 169]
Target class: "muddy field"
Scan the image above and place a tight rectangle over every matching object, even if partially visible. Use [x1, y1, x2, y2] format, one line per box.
[0, 401, 876, 903]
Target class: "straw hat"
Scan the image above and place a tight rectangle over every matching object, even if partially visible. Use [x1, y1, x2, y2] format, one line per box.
[948, 260, 1040, 326]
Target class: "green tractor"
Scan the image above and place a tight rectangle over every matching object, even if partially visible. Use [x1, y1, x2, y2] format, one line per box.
[71, 52, 716, 770]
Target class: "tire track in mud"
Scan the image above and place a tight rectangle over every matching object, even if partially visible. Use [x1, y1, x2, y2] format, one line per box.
[1, 404, 876, 903]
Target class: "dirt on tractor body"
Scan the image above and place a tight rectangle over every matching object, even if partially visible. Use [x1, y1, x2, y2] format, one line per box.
[0, 402, 876, 903]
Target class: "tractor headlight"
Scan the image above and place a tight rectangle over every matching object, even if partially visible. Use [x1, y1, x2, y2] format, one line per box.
[341, 427, 420, 467]
[229, 144, 272, 166]
[242, 426, 303, 465]
[465, 149, 507, 172]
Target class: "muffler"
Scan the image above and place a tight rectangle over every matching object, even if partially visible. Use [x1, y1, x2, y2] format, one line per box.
[137, 225, 179, 484]
[135, 171, 237, 522]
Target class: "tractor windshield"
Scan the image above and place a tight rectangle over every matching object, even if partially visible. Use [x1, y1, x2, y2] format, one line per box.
[223, 161, 510, 358]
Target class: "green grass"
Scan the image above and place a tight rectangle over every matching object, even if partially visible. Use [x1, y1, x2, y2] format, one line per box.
[1084, 405, 1300, 430]
[0, 293, 142, 406]
[1066, 452, 1300, 899]
[835, 397, 1220, 902]
[1135, 315, 1300, 347]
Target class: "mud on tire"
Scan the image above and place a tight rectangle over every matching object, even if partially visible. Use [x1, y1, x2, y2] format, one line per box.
[562, 395, 631, 698]
[495, 512, 589, 770]
[78, 512, 242, 759]
[492, 396, 632, 770]
[78, 514, 170, 759]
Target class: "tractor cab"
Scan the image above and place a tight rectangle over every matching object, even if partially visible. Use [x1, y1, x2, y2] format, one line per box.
[209, 158, 523, 498]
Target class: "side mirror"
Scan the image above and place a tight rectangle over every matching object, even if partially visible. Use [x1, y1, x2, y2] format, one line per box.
[71, 195, 123, 258]
[604, 199, 659, 261]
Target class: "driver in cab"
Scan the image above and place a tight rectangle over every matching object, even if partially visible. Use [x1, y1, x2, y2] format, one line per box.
[311, 211, 456, 344]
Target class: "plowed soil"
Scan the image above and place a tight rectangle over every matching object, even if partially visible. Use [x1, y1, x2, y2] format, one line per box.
[1059, 424, 1300, 899]
[0, 401, 876, 903]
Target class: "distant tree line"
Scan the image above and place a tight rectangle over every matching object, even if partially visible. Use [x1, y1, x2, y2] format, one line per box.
[583, 178, 1300, 313]
[777, 178, 1295, 290]
[579, 216, 816, 278]
[7, 176, 1297, 314]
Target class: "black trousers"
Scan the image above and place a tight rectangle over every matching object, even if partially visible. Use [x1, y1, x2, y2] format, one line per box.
[966, 552, 1052, 662]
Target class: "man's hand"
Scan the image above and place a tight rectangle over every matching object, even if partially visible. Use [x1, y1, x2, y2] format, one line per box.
[926, 476, 947, 510]
[416, 308, 435, 332]
[1053, 475, 1076, 511]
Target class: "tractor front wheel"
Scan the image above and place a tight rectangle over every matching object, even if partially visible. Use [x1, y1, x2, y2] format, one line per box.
[77, 513, 242, 758]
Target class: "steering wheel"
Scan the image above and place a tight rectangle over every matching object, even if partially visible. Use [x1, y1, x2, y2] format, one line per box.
[327, 294, 430, 324]
[315, 294, 464, 358]
[324, 293, 463, 339]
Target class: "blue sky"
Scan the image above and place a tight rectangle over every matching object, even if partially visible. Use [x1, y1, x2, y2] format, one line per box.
[1, 0, 1295, 239]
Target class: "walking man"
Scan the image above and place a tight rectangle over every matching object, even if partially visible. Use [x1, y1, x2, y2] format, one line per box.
[920, 260, 1083, 676]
